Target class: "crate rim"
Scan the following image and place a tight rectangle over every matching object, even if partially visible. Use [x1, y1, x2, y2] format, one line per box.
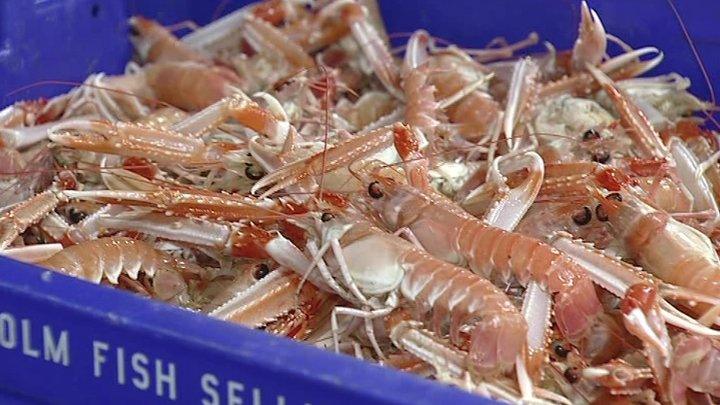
[0, 255, 492, 404]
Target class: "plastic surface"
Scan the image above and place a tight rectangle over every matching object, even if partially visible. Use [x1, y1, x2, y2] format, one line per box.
[1, 0, 719, 403]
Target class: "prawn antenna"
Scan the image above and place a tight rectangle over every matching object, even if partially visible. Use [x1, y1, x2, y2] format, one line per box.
[5, 80, 164, 108]
[665, 0, 720, 128]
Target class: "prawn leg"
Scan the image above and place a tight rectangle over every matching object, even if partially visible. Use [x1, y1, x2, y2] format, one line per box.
[571, 1, 607, 72]
[63, 189, 287, 222]
[586, 64, 672, 161]
[210, 269, 330, 339]
[170, 93, 290, 141]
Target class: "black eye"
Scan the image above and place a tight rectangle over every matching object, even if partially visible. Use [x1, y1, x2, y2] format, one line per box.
[68, 208, 87, 224]
[591, 150, 610, 164]
[321, 212, 334, 222]
[571, 206, 592, 225]
[128, 25, 140, 37]
[253, 263, 270, 280]
[595, 204, 609, 222]
[582, 129, 600, 141]
[564, 367, 579, 384]
[23, 228, 43, 245]
[552, 341, 569, 358]
[606, 192, 622, 202]
[245, 165, 265, 180]
[368, 181, 384, 199]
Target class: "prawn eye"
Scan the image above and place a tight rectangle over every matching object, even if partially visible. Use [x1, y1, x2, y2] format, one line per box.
[606, 192, 622, 202]
[571, 206, 592, 225]
[245, 165, 265, 180]
[368, 181, 384, 199]
[253, 263, 270, 280]
[552, 341, 570, 358]
[591, 150, 610, 164]
[321, 212, 334, 222]
[582, 128, 600, 141]
[68, 207, 87, 224]
[128, 25, 140, 37]
[564, 367, 579, 384]
[595, 204, 609, 222]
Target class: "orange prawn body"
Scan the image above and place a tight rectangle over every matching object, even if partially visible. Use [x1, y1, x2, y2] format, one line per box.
[336, 220, 527, 374]
[363, 177, 602, 346]
[40, 237, 200, 302]
[600, 190, 720, 318]
[129, 16, 210, 64]
[143, 62, 243, 111]
[427, 54, 500, 140]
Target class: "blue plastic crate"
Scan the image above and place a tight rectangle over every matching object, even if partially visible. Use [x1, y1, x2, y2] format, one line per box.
[0, 1, 718, 403]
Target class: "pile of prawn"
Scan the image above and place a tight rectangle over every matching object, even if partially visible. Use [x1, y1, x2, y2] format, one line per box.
[3, 0, 720, 403]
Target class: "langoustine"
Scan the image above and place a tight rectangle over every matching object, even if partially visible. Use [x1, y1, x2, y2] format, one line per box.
[3, 0, 720, 403]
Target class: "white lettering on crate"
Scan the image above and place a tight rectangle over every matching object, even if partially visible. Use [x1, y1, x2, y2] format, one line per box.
[0, 310, 317, 403]
[92, 340, 177, 400]
[0, 312, 70, 366]
[43, 325, 70, 365]
[200, 373, 294, 405]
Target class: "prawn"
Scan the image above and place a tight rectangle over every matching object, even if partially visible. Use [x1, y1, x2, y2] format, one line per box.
[264, 213, 527, 376]
[40, 237, 204, 303]
[129, 16, 211, 64]
[596, 187, 720, 324]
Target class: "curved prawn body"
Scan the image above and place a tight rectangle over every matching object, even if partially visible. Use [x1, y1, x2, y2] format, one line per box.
[426, 53, 500, 141]
[143, 61, 243, 111]
[391, 232, 527, 375]
[402, 63, 440, 134]
[400, 30, 497, 142]
[361, 176, 602, 349]
[266, 216, 527, 375]
[243, 14, 315, 71]
[124, 15, 247, 109]
[0, 190, 62, 250]
[7, 1, 720, 401]
[128, 16, 210, 64]
[40, 237, 201, 302]
[332, 0, 401, 99]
